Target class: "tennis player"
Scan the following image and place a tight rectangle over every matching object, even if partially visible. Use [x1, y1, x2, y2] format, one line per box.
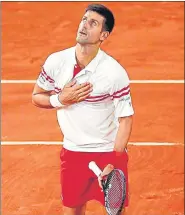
[32, 4, 134, 215]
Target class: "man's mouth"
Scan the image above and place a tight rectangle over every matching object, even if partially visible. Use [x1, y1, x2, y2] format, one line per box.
[79, 31, 87, 36]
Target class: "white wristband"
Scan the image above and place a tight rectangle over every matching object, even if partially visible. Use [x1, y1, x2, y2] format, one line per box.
[49, 94, 64, 108]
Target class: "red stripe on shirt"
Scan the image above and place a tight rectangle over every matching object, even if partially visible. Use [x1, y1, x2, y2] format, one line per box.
[87, 93, 110, 99]
[41, 68, 55, 83]
[85, 94, 110, 102]
[112, 85, 130, 96]
[113, 90, 130, 98]
[54, 87, 61, 93]
[55, 87, 61, 91]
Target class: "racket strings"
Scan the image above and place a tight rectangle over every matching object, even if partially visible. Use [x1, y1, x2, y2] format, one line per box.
[103, 170, 126, 215]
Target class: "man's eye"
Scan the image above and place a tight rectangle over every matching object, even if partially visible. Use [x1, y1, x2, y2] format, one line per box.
[91, 21, 97, 26]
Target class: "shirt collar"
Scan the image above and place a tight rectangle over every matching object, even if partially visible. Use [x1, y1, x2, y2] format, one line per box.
[72, 46, 103, 73]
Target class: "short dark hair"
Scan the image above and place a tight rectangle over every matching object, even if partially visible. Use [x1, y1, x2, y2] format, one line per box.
[85, 4, 115, 33]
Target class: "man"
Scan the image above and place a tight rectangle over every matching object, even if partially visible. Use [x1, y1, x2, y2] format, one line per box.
[32, 4, 134, 215]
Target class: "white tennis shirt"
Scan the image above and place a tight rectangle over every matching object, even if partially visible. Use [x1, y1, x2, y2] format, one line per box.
[37, 46, 134, 152]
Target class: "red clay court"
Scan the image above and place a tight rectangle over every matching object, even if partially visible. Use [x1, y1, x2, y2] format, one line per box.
[1, 2, 184, 215]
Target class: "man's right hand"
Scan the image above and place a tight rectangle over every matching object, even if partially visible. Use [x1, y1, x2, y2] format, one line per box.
[58, 79, 93, 106]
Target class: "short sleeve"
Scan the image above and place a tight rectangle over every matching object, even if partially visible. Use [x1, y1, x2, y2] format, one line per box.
[110, 67, 134, 118]
[36, 54, 55, 91]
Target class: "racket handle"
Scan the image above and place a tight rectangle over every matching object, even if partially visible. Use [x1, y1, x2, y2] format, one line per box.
[88, 161, 102, 177]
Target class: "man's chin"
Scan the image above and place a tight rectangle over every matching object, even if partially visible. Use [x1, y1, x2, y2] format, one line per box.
[76, 38, 88, 45]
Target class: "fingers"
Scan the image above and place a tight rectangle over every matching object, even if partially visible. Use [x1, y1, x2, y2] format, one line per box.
[98, 164, 114, 192]
[74, 82, 93, 102]
[78, 89, 93, 97]
[101, 164, 114, 177]
[77, 94, 91, 102]
[98, 176, 103, 190]
[74, 82, 92, 91]
[76, 88, 93, 101]
[76, 86, 93, 96]
[63, 81, 93, 104]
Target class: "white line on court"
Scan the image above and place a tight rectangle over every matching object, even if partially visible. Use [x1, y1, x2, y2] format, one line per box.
[1, 141, 183, 146]
[1, 80, 184, 84]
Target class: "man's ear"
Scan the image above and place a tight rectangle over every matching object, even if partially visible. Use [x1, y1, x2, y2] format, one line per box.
[100, 31, 109, 42]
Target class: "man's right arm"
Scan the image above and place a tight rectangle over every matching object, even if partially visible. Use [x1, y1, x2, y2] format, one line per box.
[32, 83, 55, 109]
[32, 52, 93, 109]
[32, 80, 93, 109]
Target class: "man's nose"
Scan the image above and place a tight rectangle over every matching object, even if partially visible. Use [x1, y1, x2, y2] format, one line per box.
[82, 20, 88, 29]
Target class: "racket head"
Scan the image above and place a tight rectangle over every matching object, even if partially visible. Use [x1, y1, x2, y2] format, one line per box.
[102, 169, 126, 215]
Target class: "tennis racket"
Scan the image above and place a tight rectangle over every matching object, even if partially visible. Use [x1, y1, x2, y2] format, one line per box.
[89, 161, 126, 215]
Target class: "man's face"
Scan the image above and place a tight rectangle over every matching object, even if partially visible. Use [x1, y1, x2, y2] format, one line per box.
[76, 10, 109, 45]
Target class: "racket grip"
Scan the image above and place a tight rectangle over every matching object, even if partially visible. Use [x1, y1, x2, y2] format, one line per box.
[89, 161, 102, 177]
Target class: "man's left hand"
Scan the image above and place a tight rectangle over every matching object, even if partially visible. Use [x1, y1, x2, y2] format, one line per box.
[98, 164, 114, 191]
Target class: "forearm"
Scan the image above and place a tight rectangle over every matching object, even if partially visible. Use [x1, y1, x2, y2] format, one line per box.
[32, 80, 92, 109]
[32, 92, 54, 109]
[114, 116, 133, 153]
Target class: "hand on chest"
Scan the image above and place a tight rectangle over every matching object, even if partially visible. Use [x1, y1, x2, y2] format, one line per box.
[55, 64, 111, 97]
[74, 69, 110, 96]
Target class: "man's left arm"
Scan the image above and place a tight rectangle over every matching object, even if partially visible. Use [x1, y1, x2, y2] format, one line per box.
[110, 66, 134, 154]
[98, 67, 134, 183]
[114, 116, 133, 152]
